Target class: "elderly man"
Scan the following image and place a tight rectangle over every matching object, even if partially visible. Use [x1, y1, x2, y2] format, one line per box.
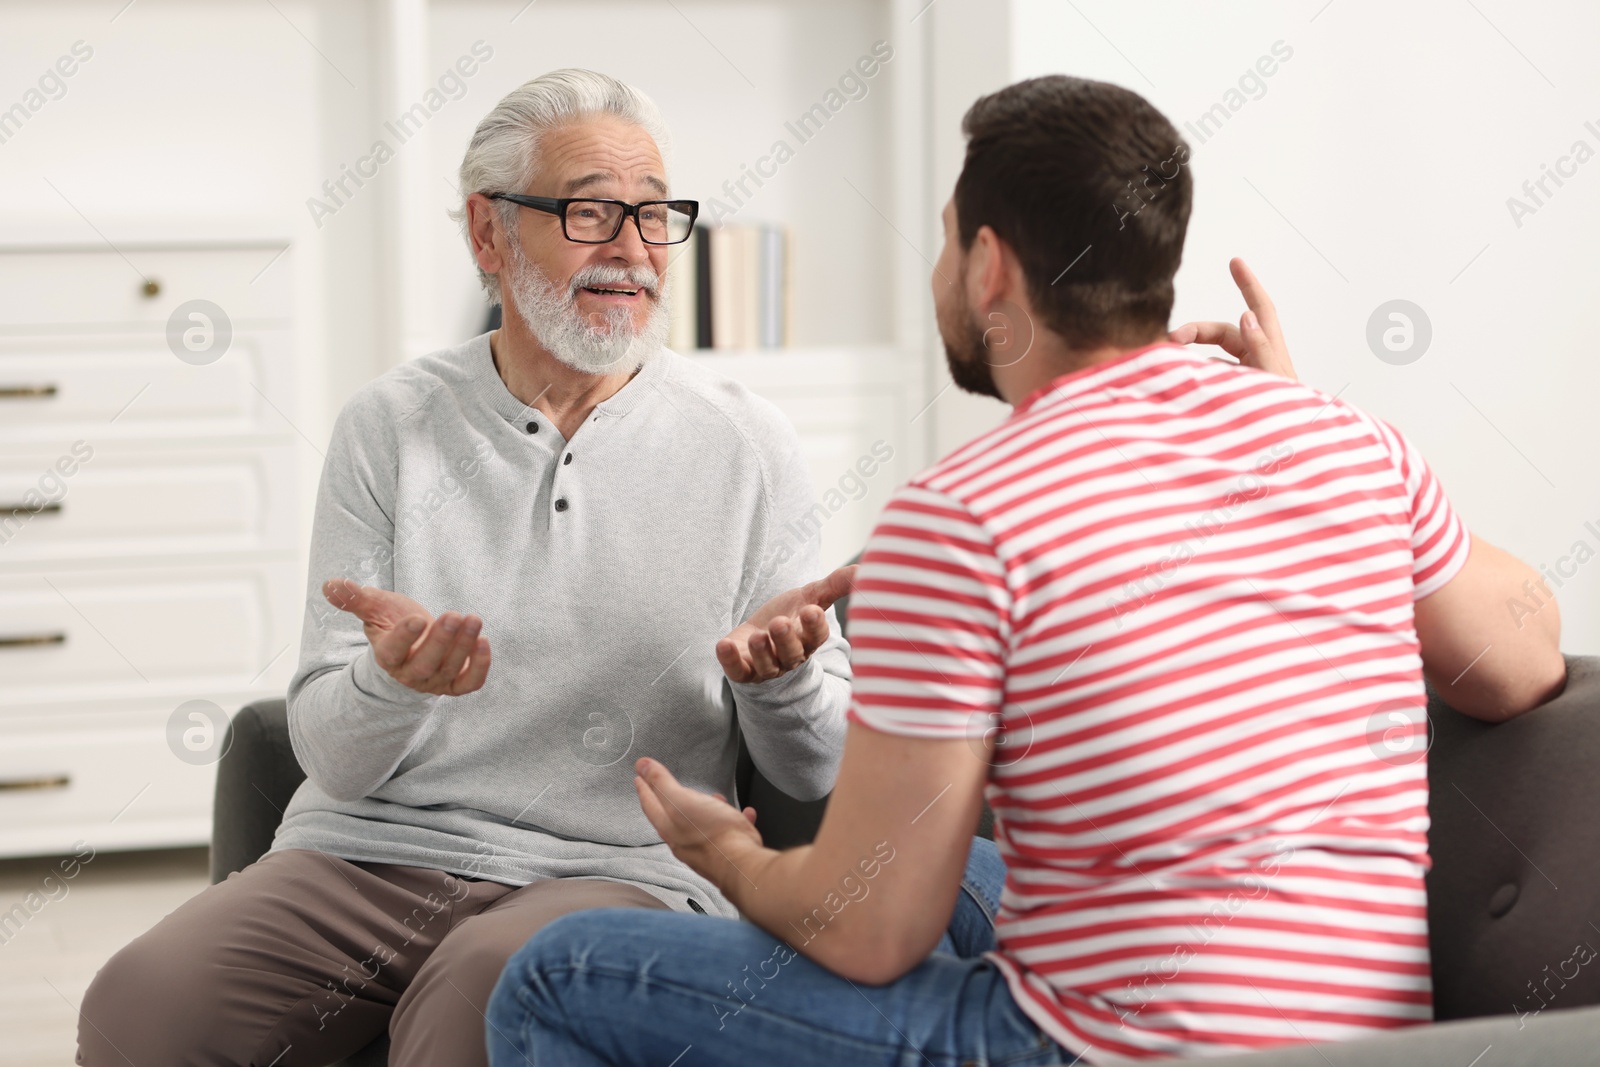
[77, 68, 966, 1067]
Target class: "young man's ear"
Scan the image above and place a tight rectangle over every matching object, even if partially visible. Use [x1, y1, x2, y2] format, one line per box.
[967, 224, 1019, 315]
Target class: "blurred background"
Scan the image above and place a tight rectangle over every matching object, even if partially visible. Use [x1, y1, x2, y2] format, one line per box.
[0, 1, 1596, 1062]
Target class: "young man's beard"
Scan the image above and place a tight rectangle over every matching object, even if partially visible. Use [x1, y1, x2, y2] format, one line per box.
[937, 288, 1004, 401]
[505, 240, 670, 376]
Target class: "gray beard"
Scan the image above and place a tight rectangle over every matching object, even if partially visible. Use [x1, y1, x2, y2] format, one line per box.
[506, 243, 670, 376]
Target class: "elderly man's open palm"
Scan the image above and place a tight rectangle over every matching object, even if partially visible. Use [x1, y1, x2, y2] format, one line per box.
[717, 564, 857, 684]
[322, 577, 491, 696]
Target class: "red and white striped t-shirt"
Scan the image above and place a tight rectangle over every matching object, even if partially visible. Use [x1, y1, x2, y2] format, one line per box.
[846, 342, 1471, 1062]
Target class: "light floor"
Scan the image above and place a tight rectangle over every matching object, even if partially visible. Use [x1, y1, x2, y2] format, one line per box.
[0, 846, 210, 1067]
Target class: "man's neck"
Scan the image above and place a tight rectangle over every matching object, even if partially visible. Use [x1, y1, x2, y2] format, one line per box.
[996, 332, 1168, 408]
[489, 314, 639, 440]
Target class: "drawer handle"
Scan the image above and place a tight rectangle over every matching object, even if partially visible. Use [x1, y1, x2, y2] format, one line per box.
[0, 384, 58, 399]
[0, 775, 70, 793]
[0, 632, 67, 649]
[3, 502, 62, 520]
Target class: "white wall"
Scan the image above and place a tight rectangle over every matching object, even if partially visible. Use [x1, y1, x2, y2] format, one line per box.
[997, 0, 1600, 653]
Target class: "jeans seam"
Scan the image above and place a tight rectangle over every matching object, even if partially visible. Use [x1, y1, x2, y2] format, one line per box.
[959, 875, 999, 928]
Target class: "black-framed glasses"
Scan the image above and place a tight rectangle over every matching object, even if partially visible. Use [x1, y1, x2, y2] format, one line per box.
[486, 193, 699, 245]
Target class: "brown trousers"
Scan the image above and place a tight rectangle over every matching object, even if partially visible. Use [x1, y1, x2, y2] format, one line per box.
[75, 847, 668, 1067]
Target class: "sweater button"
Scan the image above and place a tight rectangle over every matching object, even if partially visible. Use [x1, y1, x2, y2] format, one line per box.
[525, 421, 538, 434]
[563, 453, 572, 465]
[554, 498, 569, 512]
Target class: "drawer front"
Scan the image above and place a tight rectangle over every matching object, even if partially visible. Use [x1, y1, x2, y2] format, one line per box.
[0, 564, 296, 695]
[0, 245, 290, 329]
[0, 442, 297, 562]
[0, 330, 295, 441]
[0, 718, 218, 848]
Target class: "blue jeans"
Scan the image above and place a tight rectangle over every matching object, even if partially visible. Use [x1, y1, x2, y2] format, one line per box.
[486, 837, 1077, 1066]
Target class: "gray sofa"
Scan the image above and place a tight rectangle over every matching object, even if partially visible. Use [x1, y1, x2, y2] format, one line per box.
[212, 639, 1600, 1064]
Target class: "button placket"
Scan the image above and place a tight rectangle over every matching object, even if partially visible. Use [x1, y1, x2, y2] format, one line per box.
[550, 431, 574, 515]
[547, 405, 607, 516]
[517, 412, 570, 516]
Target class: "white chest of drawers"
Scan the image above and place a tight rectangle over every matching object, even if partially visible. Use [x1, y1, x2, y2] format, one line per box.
[0, 241, 303, 859]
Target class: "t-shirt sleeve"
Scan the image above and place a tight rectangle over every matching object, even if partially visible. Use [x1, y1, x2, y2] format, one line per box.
[846, 484, 1011, 738]
[1371, 416, 1471, 599]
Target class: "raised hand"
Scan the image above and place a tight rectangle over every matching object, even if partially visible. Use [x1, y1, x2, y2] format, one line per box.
[322, 577, 491, 696]
[1169, 257, 1298, 381]
[634, 756, 763, 891]
[717, 564, 857, 684]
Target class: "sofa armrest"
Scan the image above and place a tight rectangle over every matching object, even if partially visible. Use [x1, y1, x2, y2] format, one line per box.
[1425, 654, 1600, 1020]
[209, 699, 306, 884]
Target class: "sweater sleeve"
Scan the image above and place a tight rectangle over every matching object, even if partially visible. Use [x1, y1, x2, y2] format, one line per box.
[286, 383, 441, 802]
[725, 413, 852, 803]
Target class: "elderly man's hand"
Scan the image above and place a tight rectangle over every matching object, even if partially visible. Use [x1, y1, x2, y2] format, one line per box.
[323, 577, 491, 696]
[634, 756, 765, 894]
[717, 564, 857, 684]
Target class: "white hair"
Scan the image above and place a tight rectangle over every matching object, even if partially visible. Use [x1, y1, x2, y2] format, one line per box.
[449, 68, 672, 305]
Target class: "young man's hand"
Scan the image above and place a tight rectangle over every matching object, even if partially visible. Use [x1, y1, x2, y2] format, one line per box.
[717, 564, 857, 684]
[322, 577, 491, 696]
[1169, 257, 1298, 381]
[634, 756, 766, 896]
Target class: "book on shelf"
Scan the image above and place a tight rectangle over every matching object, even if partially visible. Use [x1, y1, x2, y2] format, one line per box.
[666, 223, 790, 352]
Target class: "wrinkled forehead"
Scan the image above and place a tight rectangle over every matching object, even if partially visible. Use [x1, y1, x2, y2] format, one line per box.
[534, 117, 668, 198]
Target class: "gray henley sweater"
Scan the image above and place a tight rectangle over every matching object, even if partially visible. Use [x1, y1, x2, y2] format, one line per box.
[269, 331, 851, 917]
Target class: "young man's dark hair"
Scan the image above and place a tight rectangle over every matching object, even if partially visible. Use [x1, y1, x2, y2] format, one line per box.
[954, 74, 1192, 349]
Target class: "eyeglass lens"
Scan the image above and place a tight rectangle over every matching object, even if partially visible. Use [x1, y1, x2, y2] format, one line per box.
[564, 201, 694, 244]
